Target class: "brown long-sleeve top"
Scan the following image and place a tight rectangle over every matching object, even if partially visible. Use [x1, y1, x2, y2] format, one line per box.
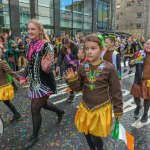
[103, 50, 113, 64]
[143, 53, 150, 80]
[0, 59, 20, 87]
[68, 60, 123, 114]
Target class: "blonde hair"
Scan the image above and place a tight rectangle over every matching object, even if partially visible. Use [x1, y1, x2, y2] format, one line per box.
[28, 19, 50, 42]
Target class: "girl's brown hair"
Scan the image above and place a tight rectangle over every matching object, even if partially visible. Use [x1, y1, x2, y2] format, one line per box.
[84, 33, 102, 48]
[28, 19, 50, 42]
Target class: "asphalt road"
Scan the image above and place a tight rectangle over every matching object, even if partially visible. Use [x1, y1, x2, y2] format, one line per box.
[0, 64, 150, 150]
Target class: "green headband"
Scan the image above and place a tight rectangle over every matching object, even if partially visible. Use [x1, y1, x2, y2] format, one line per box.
[98, 34, 105, 48]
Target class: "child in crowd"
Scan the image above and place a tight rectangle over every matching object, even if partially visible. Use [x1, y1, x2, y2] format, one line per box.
[0, 48, 21, 123]
[130, 39, 150, 122]
[65, 33, 123, 150]
[101, 34, 122, 79]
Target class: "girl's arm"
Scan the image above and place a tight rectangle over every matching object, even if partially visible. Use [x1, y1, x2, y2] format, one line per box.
[109, 66, 123, 117]
[67, 65, 84, 92]
[1, 61, 20, 81]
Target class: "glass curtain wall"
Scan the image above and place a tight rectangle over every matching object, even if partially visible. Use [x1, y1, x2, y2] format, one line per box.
[60, 0, 73, 35]
[19, 0, 31, 32]
[0, 0, 10, 33]
[60, 0, 92, 36]
[38, 0, 54, 35]
[97, 0, 110, 30]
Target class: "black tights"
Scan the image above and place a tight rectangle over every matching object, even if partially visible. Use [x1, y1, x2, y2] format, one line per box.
[31, 96, 64, 137]
[134, 97, 150, 115]
[85, 134, 103, 150]
[3, 100, 19, 115]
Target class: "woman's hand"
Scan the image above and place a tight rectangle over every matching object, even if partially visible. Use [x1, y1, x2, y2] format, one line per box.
[41, 52, 54, 72]
[64, 68, 76, 79]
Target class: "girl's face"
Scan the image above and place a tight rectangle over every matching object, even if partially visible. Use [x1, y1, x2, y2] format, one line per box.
[115, 41, 119, 46]
[78, 49, 85, 59]
[128, 37, 133, 43]
[105, 38, 114, 49]
[28, 23, 41, 41]
[144, 40, 150, 52]
[85, 41, 101, 62]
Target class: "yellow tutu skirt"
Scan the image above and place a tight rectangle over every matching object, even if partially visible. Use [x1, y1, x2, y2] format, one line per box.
[0, 84, 14, 100]
[75, 100, 112, 137]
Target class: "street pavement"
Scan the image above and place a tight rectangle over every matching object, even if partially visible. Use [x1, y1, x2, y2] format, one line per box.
[0, 64, 150, 150]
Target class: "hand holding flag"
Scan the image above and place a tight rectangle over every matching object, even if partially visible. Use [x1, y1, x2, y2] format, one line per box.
[112, 119, 134, 150]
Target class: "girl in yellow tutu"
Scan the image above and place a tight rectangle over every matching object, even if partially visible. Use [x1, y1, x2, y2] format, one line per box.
[65, 33, 123, 150]
[0, 48, 21, 122]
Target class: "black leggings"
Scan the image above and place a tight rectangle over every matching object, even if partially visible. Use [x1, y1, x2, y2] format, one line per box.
[31, 96, 64, 137]
[134, 97, 150, 115]
[3, 100, 19, 115]
[85, 134, 103, 150]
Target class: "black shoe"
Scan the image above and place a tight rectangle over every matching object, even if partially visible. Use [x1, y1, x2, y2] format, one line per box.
[128, 70, 133, 74]
[10, 114, 22, 123]
[24, 136, 38, 149]
[57, 110, 65, 124]
[134, 105, 142, 117]
[123, 69, 127, 73]
[66, 94, 75, 103]
[140, 114, 148, 122]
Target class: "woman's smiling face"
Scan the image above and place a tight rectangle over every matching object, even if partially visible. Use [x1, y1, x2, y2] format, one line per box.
[27, 23, 41, 41]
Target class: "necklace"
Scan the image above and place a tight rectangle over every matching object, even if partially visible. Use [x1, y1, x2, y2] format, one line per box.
[84, 59, 105, 90]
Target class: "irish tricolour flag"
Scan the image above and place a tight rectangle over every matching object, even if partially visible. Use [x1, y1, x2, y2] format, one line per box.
[112, 119, 134, 150]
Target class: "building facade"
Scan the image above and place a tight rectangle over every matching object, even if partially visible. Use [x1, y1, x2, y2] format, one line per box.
[0, 0, 115, 37]
[115, 0, 150, 38]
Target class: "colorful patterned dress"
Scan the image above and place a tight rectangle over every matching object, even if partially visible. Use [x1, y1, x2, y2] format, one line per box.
[20, 39, 54, 99]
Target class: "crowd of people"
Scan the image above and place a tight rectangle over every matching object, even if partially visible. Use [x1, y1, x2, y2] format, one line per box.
[0, 18, 150, 150]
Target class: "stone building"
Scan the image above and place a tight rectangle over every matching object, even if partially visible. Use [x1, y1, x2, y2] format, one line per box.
[115, 0, 150, 39]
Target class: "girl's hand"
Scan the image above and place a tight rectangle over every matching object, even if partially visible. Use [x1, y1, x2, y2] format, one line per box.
[56, 66, 60, 73]
[67, 49, 71, 54]
[115, 115, 121, 121]
[130, 59, 136, 65]
[20, 79, 26, 85]
[64, 68, 75, 79]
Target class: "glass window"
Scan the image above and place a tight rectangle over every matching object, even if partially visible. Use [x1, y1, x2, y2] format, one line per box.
[60, 0, 73, 11]
[73, 21, 83, 29]
[38, 6, 53, 17]
[19, 1, 31, 31]
[19, 0, 29, 3]
[38, 0, 51, 7]
[97, 0, 110, 30]
[0, 0, 10, 32]
[84, 2, 92, 15]
[84, 16, 92, 23]
[84, 23, 92, 30]
[73, 13, 83, 22]
[60, 0, 93, 34]
[60, 0, 73, 28]
[73, 0, 83, 13]
[19, 2, 30, 14]
[61, 10, 72, 20]
[38, 0, 54, 27]
[60, 19, 72, 28]
[39, 16, 53, 26]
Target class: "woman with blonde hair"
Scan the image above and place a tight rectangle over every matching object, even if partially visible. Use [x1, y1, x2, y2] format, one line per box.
[20, 19, 65, 149]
